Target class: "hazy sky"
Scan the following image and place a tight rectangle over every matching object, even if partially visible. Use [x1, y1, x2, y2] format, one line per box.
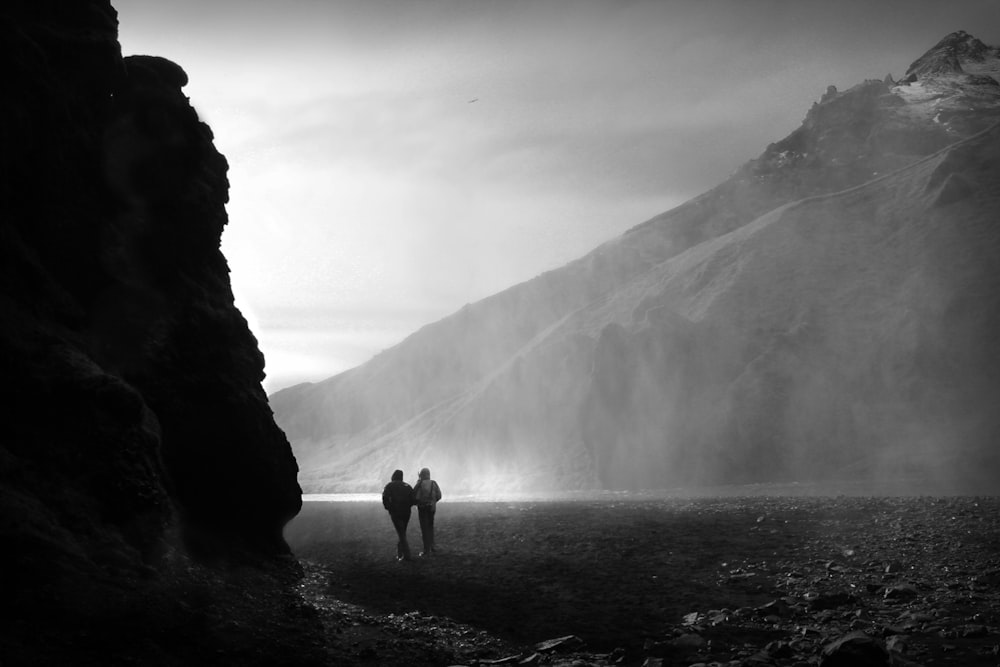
[114, 0, 1000, 392]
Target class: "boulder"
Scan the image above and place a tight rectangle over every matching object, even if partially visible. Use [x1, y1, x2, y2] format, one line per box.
[820, 632, 890, 667]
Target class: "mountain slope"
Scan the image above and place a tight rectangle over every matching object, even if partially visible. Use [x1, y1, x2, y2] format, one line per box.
[272, 32, 1000, 494]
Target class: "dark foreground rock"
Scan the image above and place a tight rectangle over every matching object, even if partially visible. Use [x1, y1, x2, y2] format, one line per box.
[1, 2, 305, 663]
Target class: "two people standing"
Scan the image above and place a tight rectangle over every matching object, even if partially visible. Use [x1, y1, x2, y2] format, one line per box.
[381, 467, 442, 560]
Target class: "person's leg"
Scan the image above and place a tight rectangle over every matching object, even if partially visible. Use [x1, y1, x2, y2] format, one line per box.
[392, 514, 411, 560]
[418, 507, 431, 555]
[400, 513, 412, 560]
[427, 507, 436, 553]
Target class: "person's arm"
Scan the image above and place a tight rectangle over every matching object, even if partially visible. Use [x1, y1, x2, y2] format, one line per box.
[433, 480, 442, 502]
[382, 486, 390, 510]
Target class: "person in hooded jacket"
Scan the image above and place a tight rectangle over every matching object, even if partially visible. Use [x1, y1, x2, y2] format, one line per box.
[382, 469, 414, 561]
[413, 467, 442, 557]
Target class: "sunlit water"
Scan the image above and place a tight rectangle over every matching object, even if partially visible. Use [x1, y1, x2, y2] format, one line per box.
[301, 478, 971, 503]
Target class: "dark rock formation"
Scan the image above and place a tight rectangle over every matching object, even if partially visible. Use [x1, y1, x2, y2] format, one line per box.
[1, 1, 305, 662]
[273, 33, 1000, 496]
[819, 631, 894, 667]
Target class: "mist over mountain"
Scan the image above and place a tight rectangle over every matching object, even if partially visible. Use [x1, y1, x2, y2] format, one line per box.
[272, 31, 1000, 495]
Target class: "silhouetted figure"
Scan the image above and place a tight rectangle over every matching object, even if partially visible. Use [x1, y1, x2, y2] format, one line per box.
[382, 469, 414, 561]
[413, 467, 442, 556]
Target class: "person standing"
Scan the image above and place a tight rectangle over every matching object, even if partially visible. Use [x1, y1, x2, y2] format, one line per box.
[413, 467, 442, 557]
[381, 469, 414, 561]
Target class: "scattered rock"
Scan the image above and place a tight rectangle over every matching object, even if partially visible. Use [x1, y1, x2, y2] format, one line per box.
[765, 640, 794, 658]
[534, 635, 584, 653]
[669, 633, 705, 650]
[809, 592, 856, 611]
[878, 624, 906, 637]
[819, 631, 890, 666]
[683, 612, 702, 625]
[757, 599, 792, 617]
[885, 635, 908, 653]
[296, 495, 1000, 667]
[960, 624, 988, 638]
[884, 584, 919, 600]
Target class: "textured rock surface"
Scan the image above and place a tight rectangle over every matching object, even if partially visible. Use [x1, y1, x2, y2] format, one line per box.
[288, 494, 1000, 666]
[1, 1, 305, 662]
[272, 32, 1000, 495]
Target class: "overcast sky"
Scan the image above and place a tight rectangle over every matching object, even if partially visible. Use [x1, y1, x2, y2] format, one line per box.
[115, 0, 1000, 393]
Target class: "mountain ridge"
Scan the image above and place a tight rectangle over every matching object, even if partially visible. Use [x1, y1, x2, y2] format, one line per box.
[272, 32, 1000, 494]
[903, 29, 1000, 81]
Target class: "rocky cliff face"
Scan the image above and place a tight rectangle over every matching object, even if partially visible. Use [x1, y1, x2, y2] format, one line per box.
[272, 31, 1000, 495]
[1, 1, 305, 662]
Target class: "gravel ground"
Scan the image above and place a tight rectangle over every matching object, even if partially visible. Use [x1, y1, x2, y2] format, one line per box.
[288, 495, 1000, 666]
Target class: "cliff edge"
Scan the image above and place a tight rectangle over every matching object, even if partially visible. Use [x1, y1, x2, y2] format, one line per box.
[1, 1, 310, 663]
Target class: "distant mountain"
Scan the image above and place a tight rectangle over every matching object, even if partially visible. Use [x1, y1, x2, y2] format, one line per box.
[272, 32, 1000, 494]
